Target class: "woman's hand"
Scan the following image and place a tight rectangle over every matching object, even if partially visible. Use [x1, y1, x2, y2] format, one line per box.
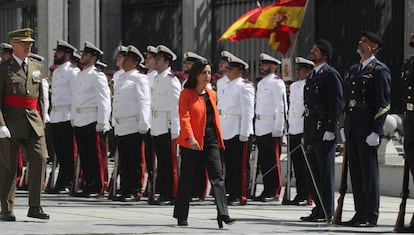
[188, 135, 201, 150]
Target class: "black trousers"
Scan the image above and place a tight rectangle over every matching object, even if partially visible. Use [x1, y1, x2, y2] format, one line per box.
[152, 132, 178, 200]
[289, 134, 311, 200]
[255, 134, 282, 198]
[346, 133, 379, 222]
[118, 132, 145, 195]
[404, 111, 414, 178]
[51, 121, 74, 189]
[307, 141, 335, 217]
[223, 135, 250, 201]
[74, 123, 104, 193]
[190, 160, 208, 199]
[173, 145, 229, 221]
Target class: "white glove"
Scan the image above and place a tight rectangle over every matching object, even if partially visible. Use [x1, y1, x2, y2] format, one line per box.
[44, 114, 50, 124]
[272, 130, 283, 137]
[0, 125, 11, 138]
[171, 133, 179, 140]
[322, 131, 335, 141]
[340, 128, 346, 142]
[239, 135, 249, 142]
[365, 132, 380, 146]
[96, 123, 111, 133]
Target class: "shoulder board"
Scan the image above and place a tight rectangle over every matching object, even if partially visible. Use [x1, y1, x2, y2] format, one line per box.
[242, 78, 253, 84]
[28, 57, 43, 65]
[272, 74, 281, 79]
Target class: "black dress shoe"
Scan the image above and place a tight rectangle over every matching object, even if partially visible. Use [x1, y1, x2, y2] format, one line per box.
[253, 194, 277, 202]
[300, 213, 318, 222]
[340, 214, 360, 226]
[59, 187, 71, 194]
[73, 190, 100, 198]
[351, 220, 377, 228]
[120, 193, 141, 202]
[27, 207, 50, 220]
[177, 219, 188, 226]
[0, 211, 16, 221]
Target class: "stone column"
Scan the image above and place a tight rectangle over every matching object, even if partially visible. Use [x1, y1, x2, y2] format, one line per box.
[37, 0, 67, 71]
[68, 0, 100, 52]
[182, 0, 212, 63]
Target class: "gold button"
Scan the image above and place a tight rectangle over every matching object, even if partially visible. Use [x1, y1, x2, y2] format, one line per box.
[352, 82, 356, 85]
[409, 86, 412, 90]
[351, 90, 355, 94]
[408, 96, 412, 99]
[349, 108, 353, 112]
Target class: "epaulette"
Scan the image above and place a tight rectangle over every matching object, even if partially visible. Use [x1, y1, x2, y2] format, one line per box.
[242, 78, 254, 86]
[272, 74, 281, 79]
[167, 72, 175, 77]
[28, 57, 43, 65]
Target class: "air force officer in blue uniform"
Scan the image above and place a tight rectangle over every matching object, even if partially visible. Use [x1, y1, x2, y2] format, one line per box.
[342, 32, 391, 227]
[301, 39, 343, 223]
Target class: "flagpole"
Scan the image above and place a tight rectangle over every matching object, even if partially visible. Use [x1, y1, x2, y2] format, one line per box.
[286, 0, 310, 59]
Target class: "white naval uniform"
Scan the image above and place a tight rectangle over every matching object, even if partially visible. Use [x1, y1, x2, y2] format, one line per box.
[112, 69, 151, 136]
[255, 73, 287, 137]
[150, 67, 181, 138]
[41, 78, 50, 123]
[112, 69, 125, 87]
[216, 75, 228, 102]
[72, 65, 111, 128]
[288, 79, 305, 135]
[218, 77, 255, 140]
[50, 61, 79, 123]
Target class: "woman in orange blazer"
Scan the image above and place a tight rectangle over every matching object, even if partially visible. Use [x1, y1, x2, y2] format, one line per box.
[173, 61, 235, 228]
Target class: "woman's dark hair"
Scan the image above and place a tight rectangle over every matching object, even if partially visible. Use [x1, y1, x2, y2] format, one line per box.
[184, 60, 211, 89]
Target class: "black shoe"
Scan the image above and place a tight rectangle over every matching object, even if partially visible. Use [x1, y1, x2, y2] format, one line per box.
[351, 220, 377, 228]
[177, 219, 188, 226]
[300, 213, 329, 222]
[120, 193, 141, 202]
[160, 199, 174, 206]
[284, 198, 308, 206]
[73, 190, 100, 198]
[340, 214, 360, 226]
[217, 215, 236, 229]
[253, 194, 277, 202]
[0, 211, 16, 221]
[27, 207, 50, 220]
[58, 187, 71, 194]
[227, 197, 238, 206]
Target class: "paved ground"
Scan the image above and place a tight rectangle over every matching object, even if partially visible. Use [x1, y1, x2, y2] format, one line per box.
[2, 187, 413, 235]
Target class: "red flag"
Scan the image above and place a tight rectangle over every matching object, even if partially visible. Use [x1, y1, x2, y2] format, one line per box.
[218, 0, 307, 55]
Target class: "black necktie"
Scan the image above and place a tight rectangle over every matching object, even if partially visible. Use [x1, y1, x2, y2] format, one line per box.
[357, 63, 363, 72]
[21, 61, 27, 75]
[310, 70, 316, 79]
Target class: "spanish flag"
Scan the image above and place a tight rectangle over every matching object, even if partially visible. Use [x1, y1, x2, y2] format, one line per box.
[217, 0, 307, 55]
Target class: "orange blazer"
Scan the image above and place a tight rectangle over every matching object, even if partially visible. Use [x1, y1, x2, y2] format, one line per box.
[177, 88, 225, 150]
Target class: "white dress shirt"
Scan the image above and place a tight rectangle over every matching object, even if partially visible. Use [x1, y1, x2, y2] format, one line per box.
[288, 79, 306, 135]
[72, 65, 111, 127]
[112, 69, 151, 136]
[218, 77, 255, 140]
[50, 61, 79, 123]
[150, 67, 181, 138]
[255, 73, 287, 136]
